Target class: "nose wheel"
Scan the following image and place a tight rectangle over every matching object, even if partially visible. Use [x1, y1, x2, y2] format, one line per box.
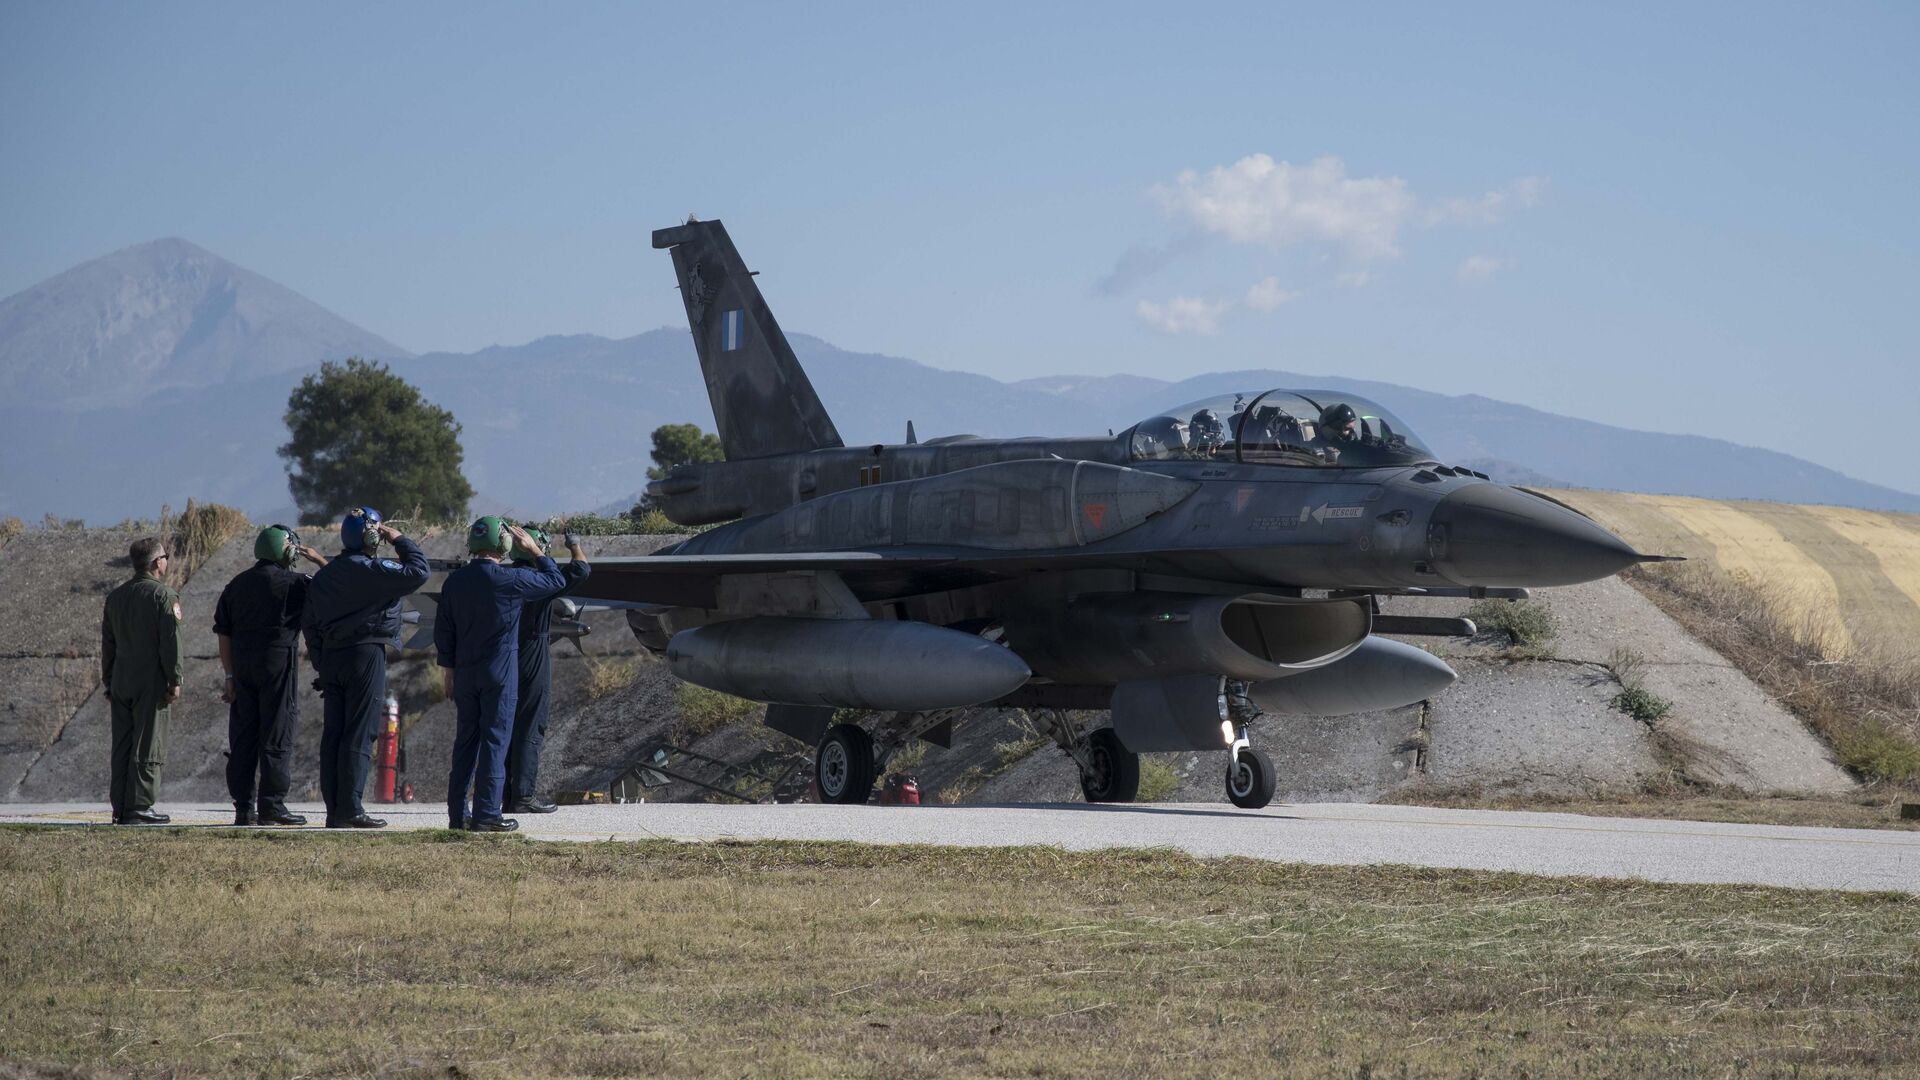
[1225, 745, 1275, 809]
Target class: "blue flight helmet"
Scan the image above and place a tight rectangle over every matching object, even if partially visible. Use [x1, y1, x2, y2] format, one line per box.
[341, 507, 384, 552]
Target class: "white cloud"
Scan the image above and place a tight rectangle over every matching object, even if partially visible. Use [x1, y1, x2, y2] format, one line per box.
[1334, 270, 1372, 288]
[1426, 176, 1546, 225]
[1136, 296, 1231, 335]
[1244, 276, 1299, 312]
[1156, 154, 1414, 262]
[1455, 255, 1510, 283]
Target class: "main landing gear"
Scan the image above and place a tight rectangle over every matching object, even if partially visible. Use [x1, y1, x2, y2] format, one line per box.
[815, 723, 875, 804]
[1026, 709, 1140, 803]
[813, 709, 966, 805]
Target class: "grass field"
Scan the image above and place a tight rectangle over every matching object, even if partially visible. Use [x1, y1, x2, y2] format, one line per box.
[2, 830, 1916, 1078]
[1550, 489, 1920, 658]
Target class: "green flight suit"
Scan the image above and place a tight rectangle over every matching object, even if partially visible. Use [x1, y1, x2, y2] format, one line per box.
[100, 575, 183, 815]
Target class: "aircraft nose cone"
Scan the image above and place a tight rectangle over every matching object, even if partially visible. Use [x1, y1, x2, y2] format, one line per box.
[1429, 484, 1647, 587]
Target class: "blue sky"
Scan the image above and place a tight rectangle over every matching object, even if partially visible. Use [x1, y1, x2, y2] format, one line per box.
[3, 2, 1916, 491]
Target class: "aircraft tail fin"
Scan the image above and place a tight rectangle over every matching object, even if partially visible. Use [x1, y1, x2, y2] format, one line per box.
[651, 218, 843, 460]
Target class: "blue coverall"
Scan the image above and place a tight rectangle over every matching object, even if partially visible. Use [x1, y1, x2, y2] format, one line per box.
[434, 555, 567, 826]
[506, 556, 592, 804]
[302, 536, 430, 826]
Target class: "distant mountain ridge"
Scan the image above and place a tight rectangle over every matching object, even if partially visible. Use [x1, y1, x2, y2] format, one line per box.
[3, 239, 1917, 521]
[0, 238, 407, 408]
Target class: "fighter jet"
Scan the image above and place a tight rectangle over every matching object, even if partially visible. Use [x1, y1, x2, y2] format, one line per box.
[570, 218, 1672, 808]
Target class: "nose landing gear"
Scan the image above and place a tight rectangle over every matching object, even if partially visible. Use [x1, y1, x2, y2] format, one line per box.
[1226, 743, 1276, 809]
[1222, 679, 1276, 809]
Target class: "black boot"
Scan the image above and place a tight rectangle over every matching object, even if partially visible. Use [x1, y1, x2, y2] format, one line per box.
[257, 807, 308, 826]
[234, 805, 257, 826]
[505, 798, 558, 814]
[468, 817, 519, 833]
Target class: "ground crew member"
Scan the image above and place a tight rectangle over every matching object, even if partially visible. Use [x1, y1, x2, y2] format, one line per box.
[301, 507, 428, 829]
[100, 536, 181, 825]
[504, 528, 590, 814]
[214, 525, 327, 826]
[436, 517, 565, 832]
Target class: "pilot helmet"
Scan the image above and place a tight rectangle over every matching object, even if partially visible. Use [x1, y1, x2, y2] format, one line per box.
[341, 507, 383, 552]
[467, 515, 512, 555]
[1191, 408, 1224, 437]
[514, 527, 549, 561]
[1320, 403, 1358, 438]
[254, 524, 301, 567]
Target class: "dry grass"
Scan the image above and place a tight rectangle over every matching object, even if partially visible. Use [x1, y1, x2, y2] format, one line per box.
[0, 830, 1915, 1078]
[1136, 755, 1183, 801]
[1628, 562, 1920, 786]
[583, 655, 642, 700]
[168, 499, 253, 581]
[0, 515, 24, 552]
[671, 681, 761, 740]
[1389, 788, 1920, 831]
[1554, 489, 1920, 659]
[1466, 596, 1557, 649]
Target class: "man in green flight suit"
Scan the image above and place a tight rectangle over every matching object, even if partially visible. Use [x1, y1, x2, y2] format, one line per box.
[100, 535, 183, 825]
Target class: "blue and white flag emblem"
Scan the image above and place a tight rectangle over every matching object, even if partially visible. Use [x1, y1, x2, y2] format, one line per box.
[721, 309, 745, 351]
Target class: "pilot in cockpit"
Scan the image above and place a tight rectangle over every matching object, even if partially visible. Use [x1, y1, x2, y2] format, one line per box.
[1189, 409, 1227, 456]
[1319, 403, 1360, 443]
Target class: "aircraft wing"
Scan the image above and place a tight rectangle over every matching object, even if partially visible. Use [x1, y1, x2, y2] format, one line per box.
[569, 551, 1093, 610]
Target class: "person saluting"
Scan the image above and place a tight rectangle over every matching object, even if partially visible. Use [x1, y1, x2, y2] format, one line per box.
[435, 517, 566, 832]
[301, 507, 429, 829]
[504, 527, 591, 814]
[214, 525, 327, 826]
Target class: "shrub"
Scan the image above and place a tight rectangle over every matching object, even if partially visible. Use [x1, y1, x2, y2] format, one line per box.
[1612, 686, 1672, 724]
[1466, 598, 1556, 647]
[171, 499, 251, 577]
[1136, 756, 1182, 802]
[0, 516, 23, 547]
[1835, 722, 1920, 785]
[673, 682, 760, 739]
[585, 656, 642, 699]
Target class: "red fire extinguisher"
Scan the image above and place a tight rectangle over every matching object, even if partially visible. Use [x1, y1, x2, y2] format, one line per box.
[373, 695, 400, 803]
[880, 772, 921, 806]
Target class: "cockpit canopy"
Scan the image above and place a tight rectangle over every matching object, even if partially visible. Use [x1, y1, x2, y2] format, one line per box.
[1127, 390, 1436, 469]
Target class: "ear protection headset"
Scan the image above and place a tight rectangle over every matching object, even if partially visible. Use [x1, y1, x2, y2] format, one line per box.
[342, 507, 383, 553]
[467, 515, 512, 555]
[254, 524, 302, 567]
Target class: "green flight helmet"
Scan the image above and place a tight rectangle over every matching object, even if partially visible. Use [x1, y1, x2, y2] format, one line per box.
[254, 524, 300, 567]
[467, 515, 512, 555]
[514, 527, 548, 561]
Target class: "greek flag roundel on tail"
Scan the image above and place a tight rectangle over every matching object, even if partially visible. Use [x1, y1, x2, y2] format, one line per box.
[651, 218, 844, 460]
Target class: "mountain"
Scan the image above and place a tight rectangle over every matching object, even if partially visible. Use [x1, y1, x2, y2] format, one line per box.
[0, 238, 408, 409]
[3, 239, 1918, 521]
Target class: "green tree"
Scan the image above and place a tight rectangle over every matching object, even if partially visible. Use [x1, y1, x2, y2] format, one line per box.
[279, 357, 475, 525]
[646, 423, 724, 480]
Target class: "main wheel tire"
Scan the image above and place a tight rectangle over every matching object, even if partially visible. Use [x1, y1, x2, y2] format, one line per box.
[816, 724, 876, 805]
[1080, 728, 1141, 803]
[1226, 746, 1276, 809]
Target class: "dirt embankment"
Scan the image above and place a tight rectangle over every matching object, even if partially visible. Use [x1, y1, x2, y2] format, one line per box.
[0, 515, 1860, 809]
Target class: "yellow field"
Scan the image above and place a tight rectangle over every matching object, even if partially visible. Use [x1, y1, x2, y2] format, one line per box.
[1549, 489, 1920, 659]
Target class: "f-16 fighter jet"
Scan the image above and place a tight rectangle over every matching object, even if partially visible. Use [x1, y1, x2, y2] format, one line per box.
[571, 218, 1672, 808]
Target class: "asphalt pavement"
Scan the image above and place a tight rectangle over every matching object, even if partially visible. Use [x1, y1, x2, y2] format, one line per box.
[8, 799, 1918, 894]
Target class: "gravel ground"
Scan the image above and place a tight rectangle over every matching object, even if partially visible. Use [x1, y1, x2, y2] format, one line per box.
[7, 799, 1916, 894]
